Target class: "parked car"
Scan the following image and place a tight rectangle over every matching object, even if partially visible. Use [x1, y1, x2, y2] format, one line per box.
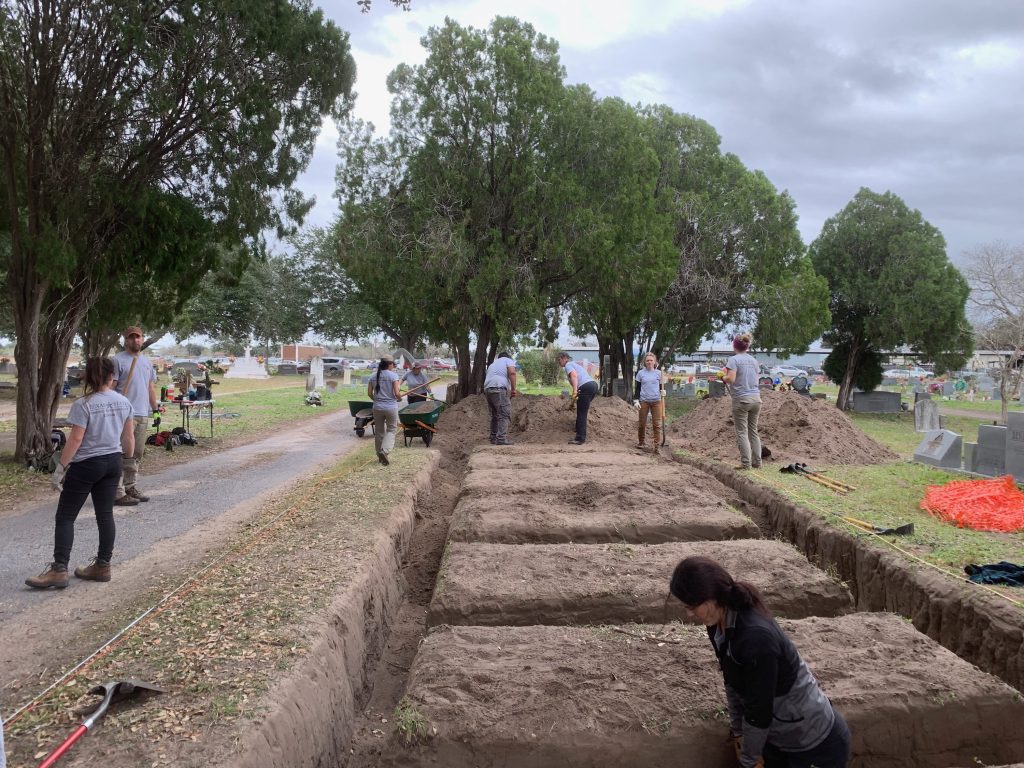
[883, 367, 932, 379]
[770, 365, 808, 379]
[423, 358, 456, 371]
[321, 356, 346, 375]
[668, 363, 696, 375]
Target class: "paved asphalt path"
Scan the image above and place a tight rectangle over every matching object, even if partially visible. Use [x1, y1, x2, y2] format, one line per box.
[0, 407, 364, 624]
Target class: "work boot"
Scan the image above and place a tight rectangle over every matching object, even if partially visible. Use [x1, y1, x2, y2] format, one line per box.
[494, 439, 514, 446]
[74, 558, 111, 582]
[378, 452, 390, 466]
[126, 486, 150, 502]
[25, 562, 69, 590]
[113, 494, 139, 507]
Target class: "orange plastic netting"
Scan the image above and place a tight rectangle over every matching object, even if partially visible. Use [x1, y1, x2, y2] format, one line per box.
[920, 475, 1024, 533]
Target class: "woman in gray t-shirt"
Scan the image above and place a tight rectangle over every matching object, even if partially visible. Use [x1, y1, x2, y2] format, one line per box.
[368, 356, 401, 466]
[26, 357, 135, 589]
[723, 333, 763, 470]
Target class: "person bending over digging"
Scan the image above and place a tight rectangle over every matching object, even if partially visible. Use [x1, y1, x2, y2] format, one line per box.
[723, 332, 762, 470]
[670, 557, 851, 768]
[558, 351, 599, 445]
[26, 357, 135, 589]
[368, 355, 401, 466]
[634, 352, 665, 450]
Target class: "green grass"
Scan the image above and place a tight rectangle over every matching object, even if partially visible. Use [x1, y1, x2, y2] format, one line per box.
[849, 411, 989, 459]
[517, 382, 566, 396]
[748, 461, 1024, 593]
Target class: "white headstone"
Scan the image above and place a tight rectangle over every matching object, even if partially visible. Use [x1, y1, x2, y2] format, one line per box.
[310, 356, 325, 389]
[225, 351, 268, 379]
[913, 399, 940, 433]
[1006, 412, 1024, 482]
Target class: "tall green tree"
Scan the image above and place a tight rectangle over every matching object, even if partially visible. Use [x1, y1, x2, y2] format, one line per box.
[809, 188, 972, 410]
[634, 106, 830, 368]
[0, 0, 355, 459]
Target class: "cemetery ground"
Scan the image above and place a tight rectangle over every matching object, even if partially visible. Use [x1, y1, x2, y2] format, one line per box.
[2, 387, 1023, 767]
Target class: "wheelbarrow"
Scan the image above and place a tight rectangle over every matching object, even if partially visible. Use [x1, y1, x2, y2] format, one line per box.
[348, 400, 375, 438]
[399, 400, 445, 447]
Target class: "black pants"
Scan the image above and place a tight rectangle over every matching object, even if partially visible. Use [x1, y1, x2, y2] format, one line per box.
[574, 381, 599, 442]
[407, 393, 427, 404]
[53, 453, 123, 566]
[763, 709, 851, 768]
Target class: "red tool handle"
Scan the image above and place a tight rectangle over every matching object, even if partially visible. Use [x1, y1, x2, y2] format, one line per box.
[38, 724, 89, 768]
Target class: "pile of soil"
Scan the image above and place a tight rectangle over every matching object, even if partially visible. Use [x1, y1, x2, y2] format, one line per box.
[435, 394, 637, 453]
[668, 390, 898, 465]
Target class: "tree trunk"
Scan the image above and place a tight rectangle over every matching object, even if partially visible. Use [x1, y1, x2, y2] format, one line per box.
[836, 339, 862, 411]
[453, 336, 471, 402]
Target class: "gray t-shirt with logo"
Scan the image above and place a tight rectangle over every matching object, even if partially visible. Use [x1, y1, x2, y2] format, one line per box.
[371, 369, 401, 411]
[67, 390, 134, 462]
[726, 352, 761, 400]
[114, 351, 157, 416]
[402, 370, 430, 391]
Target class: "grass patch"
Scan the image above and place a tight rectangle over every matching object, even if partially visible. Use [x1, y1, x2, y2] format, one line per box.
[849, 411, 987, 459]
[394, 697, 431, 744]
[517, 382, 565, 396]
[664, 397, 700, 424]
[747, 460, 1024, 607]
[4, 444, 432, 765]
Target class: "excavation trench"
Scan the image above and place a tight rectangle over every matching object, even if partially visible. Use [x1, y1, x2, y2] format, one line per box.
[221, 395, 1023, 768]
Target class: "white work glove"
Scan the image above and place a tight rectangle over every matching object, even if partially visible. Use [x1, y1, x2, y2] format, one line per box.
[632, 400, 641, 410]
[51, 462, 67, 492]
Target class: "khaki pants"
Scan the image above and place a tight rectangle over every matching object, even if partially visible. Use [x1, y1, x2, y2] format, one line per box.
[373, 407, 398, 456]
[638, 400, 664, 446]
[118, 416, 149, 495]
[732, 398, 762, 469]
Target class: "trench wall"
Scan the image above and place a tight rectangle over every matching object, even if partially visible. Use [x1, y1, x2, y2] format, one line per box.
[225, 452, 441, 768]
[677, 454, 1024, 693]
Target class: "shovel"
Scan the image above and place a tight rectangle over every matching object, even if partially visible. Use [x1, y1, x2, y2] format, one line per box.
[780, 463, 855, 494]
[37, 679, 164, 768]
[837, 514, 914, 536]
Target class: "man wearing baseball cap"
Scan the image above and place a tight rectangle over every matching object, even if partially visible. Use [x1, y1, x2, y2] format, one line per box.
[112, 327, 159, 505]
[402, 360, 430, 404]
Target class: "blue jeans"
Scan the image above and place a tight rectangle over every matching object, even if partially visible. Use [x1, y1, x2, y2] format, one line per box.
[574, 381, 599, 442]
[53, 453, 123, 566]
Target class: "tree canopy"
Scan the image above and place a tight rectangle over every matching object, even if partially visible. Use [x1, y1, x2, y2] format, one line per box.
[0, 0, 356, 459]
[809, 188, 972, 409]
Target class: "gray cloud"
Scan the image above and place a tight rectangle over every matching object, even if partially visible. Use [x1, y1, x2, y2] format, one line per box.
[306, 0, 1024, 262]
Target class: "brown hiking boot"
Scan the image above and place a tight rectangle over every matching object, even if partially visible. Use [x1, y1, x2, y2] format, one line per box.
[74, 558, 111, 582]
[126, 486, 149, 502]
[25, 563, 69, 590]
[114, 494, 139, 506]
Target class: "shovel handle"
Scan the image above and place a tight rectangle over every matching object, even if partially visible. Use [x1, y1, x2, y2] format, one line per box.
[38, 724, 89, 768]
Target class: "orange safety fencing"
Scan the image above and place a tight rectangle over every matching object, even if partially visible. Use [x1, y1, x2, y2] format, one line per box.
[920, 475, 1024, 533]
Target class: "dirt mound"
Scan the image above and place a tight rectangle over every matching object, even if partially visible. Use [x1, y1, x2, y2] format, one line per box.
[435, 394, 636, 455]
[668, 390, 897, 466]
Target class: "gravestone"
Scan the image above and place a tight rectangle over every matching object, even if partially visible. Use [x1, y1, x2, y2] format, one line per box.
[1006, 412, 1024, 482]
[342, 368, 352, 386]
[850, 390, 902, 413]
[914, 399, 940, 433]
[310, 356, 325, 389]
[612, 378, 629, 401]
[992, 388, 1002, 401]
[758, 376, 775, 389]
[913, 429, 962, 470]
[276, 363, 298, 375]
[962, 442, 977, 473]
[325, 380, 339, 393]
[914, 391, 932, 404]
[974, 425, 1006, 477]
[682, 383, 696, 398]
[942, 381, 956, 397]
[708, 379, 726, 398]
[225, 347, 268, 379]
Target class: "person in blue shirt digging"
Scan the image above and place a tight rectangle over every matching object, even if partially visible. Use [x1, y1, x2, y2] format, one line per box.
[558, 352, 599, 445]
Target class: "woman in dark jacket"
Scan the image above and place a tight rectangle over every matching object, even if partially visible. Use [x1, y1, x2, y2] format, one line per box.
[670, 556, 851, 768]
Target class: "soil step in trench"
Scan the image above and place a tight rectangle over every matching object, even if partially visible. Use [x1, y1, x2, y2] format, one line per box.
[448, 486, 758, 544]
[468, 446, 662, 472]
[427, 540, 853, 627]
[381, 614, 1024, 768]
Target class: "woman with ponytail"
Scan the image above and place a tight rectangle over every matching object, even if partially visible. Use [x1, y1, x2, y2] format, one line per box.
[724, 332, 762, 470]
[367, 355, 401, 465]
[670, 557, 850, 768]
[25, 357, 135, 589]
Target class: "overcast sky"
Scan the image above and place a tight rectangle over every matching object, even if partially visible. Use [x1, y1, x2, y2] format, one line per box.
[297, 0, 1024, 266]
